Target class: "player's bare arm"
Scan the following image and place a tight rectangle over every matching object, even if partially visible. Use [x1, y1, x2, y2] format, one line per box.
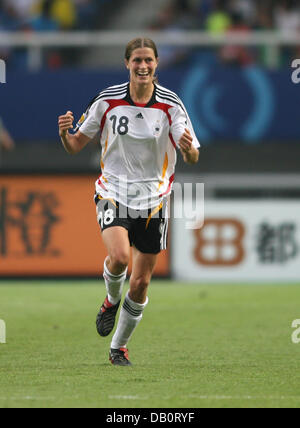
[0, 128, 15, 151]
[179, 128, 199, 164]
[58, 111, 90, 155]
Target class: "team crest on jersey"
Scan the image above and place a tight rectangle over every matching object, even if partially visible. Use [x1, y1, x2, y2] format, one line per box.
[74, 113, 87, 132]
[78, 113, 86, 126]
[153, 120, 161, 137]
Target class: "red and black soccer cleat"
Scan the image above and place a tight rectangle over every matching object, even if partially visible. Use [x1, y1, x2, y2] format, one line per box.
[96, 296, 121, 337]
[109, 348, 132, 366]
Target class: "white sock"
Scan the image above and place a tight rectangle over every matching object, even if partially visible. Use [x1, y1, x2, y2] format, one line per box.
[103, 258, 127, 305]
[111, 291, 148, 349]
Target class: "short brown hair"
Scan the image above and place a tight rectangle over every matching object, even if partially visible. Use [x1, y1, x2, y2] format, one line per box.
[125, 37, 159, 62]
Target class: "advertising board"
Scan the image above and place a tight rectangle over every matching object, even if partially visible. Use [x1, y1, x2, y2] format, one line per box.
[172, 199, 300, 282]
[0, 175, 169, 277]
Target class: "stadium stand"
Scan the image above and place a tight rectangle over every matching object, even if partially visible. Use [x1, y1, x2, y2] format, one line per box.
[0, 0, 123, 68]
[81, 0, 171, 68]
[1, 0, 300, 174]
[148, 0, 300, 67]
[1, 0, 300, 69]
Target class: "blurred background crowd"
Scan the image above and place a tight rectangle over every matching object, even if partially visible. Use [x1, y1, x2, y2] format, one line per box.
[0, 0, 114, 68]
[1, 0, 300, 69]
[155, 0, 300, 34]
[0, 0, 109, 31]
[0, 0, 299, 172]
[1, 0, 300, 34]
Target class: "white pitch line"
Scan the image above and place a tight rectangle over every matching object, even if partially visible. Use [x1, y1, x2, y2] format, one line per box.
[108, 394, 300, 401]
[0, 396, 56, 401]
[108, 395, 148, 400]
[0, 395, 81, 401]
[1, 395, 299, 403]
[107, 394, 300, 401]
[186, 395, 300, 401]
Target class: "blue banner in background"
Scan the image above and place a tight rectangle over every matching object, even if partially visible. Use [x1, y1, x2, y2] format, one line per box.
[0, 66, 298, 143]
[179, 66, 299, 143]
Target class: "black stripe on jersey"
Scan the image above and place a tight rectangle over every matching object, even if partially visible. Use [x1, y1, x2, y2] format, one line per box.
[156, 86, 189, 111]
[95, 90, 127, 102]
[96, 83, 128, 98]
[104, 82, 128, 91]
[92, 87, 128, 104]
[156, 87, 184, 109]
[85, 83, 128, 112]
[84, 91, 127, 116]
[98, 82, 128, 94]
[156, 88, 188, 119]
[156, 86, 182, 104]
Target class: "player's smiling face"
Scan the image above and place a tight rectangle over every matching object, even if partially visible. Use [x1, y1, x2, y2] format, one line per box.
[126, 47, 158, 85]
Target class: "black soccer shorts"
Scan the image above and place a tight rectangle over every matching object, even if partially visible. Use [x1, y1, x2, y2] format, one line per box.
[95, 195, 169, 254]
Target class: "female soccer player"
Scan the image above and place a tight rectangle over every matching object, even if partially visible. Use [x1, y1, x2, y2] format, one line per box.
[58, 38, 200, 366]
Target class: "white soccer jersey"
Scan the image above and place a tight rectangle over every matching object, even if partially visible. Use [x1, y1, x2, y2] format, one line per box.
[77, 82, 200, 209]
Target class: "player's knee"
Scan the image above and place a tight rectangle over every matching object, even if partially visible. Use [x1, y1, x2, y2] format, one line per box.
[129, 277, 150, 304]
[131, 276, 150, 293]
[110, 250, 130, 271]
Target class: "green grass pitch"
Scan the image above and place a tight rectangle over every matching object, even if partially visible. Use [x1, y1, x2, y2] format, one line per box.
[1, 280, 300, 408]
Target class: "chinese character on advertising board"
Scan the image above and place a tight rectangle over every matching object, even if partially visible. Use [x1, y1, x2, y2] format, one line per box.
[0, 187, 60, 256]
[256, 222, 298, 264]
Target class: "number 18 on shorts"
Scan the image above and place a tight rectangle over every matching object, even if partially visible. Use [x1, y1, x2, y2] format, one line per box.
[95, 196, 169, 254]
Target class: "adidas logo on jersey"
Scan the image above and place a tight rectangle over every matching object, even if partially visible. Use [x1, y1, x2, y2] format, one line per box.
[136, 113, 144, 119]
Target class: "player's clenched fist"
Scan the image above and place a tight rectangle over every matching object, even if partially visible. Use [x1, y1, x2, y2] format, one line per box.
[179, 128, 193, 153]
[58, 111, 74, 137]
